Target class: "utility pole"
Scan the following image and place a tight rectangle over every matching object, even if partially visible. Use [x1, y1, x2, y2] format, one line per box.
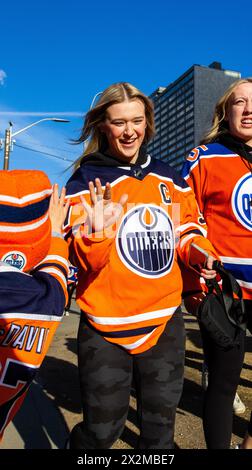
[3, 123, 12, 170]
[1, 118, 69, 170]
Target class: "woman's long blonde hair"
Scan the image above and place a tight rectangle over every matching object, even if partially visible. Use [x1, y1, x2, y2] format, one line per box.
[201, 78, 252, 144]
[73, 82, 155, 169]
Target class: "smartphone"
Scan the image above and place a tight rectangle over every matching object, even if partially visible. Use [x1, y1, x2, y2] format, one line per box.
[188, 242, 209, 275]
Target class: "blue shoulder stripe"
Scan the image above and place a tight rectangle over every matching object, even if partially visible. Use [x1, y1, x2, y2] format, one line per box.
[151, 159, 189, 189]
[222, 263, 252, 283]
[181, 143, 238, 179]
[0, 197, 50, 224]
[66, 166, 126, 196]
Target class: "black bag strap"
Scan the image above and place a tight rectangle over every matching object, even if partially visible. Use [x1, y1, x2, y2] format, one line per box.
[206, 261, 246, 331]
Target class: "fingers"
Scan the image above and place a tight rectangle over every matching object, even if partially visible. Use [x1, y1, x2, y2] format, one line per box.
[201, 269, 216, 279]
[49, 184, 57, 211]
[60, 186, 66, 205]
[103, 182, 111, 203]
[200, 256, 217, 279]
[52, 183, 58, 204]
[63, 196, 70, 217]
[88, 178, 128, 208]
[54, 185, 70, 214]
[89, 181, 97, 205]
[95, 178, 103, 201]
[49, 184, 70, 234]
[84, 179, 128, 232]
[50, 184, 67, 206]
[80, 195, 92, 220]
[206, 256, 217, 271]
[118, 193, 128, 207]
[89, 178, 104, 204]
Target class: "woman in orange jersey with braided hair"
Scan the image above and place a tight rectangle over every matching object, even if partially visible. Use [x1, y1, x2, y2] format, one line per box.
[181, 78, 252, 449]
[64, 82, 217, 450]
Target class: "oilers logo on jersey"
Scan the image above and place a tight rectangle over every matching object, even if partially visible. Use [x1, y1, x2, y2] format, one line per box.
[116, 204, 174, 278]
[232, 172, 252, 231]
[1, 251, 27, 270]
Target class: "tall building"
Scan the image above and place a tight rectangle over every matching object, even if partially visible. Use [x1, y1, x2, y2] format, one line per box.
[147, 62, 241, 169]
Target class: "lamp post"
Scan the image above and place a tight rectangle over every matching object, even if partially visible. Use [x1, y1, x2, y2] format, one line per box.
[3, 117, 70, 170]
[89, 91, 103, 110]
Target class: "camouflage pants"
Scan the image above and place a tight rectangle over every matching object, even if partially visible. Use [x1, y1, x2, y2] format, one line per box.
[201, 299, 252, 449]
[69, 307, 185, 449]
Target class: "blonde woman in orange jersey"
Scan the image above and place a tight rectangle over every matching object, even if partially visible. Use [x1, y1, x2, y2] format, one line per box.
[181, 78, 252, 449]
[64, 82, 217, 449]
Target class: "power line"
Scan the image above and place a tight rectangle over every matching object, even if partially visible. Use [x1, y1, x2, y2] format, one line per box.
[0, 133, 77, 156]
[14, 143, 75, 163]
[15, 138, 76, 154]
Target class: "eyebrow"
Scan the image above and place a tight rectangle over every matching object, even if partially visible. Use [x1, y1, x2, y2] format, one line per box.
[233, 95, 247, 100]
[109, 115, 145, 121]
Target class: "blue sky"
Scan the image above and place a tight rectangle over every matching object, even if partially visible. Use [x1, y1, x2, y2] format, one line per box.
[0, 0, 251, 187]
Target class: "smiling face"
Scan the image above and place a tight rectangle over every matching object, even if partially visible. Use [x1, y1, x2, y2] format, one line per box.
[100, 99, 147, 163]
[226, 82, 252, 146]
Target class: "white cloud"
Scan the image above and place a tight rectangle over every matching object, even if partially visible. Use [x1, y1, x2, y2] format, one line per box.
[0, 70, 7, 86]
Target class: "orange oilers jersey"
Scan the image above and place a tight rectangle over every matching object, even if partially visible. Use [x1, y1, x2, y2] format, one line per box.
[65, 155, 216, 354]
[181, 143, 252, 300]
[0, 237, 69, 439]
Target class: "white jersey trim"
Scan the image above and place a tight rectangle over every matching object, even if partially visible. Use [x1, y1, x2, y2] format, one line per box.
[0, 263, 31, 276]
[0, 313, 62, 322]
[184, 153, 239, 179]
[237, 280, 252, 289]
[39, 267, 67, 287]
[65, 175, 130, 199]
[122, 328, 158, 351]
[87, 306, 178, 326]
[38, 255, 69, 270]
[177, 222, 207, 237]
[179, 233, 196, 249]
[148, 173, 191, 192]
[118, 154, 152, 170]
[0, 189, 52, 205]
[220, 256, 252, 265]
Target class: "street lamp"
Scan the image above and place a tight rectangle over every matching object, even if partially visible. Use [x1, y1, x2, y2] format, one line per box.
[3, 117, 70, 170]
[81, 91, 103, 154]
[89, 91, 103, 110]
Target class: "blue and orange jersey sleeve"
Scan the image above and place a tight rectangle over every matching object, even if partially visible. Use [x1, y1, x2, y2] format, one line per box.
[181, 145, 210, 215]
[0, 236, 69, 439]
[171, 173, 216, 266]
[31, 236, 69, 307]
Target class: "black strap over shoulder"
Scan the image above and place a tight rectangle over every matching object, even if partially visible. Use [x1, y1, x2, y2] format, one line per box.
[206, 261, 246, 331]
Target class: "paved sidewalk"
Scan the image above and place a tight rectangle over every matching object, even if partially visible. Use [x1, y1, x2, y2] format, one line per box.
[1, 300, 251, 449]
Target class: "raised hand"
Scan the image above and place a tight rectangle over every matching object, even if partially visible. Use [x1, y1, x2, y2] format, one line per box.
[80, 178, 128, 233]
[49, 184, 70, 234]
